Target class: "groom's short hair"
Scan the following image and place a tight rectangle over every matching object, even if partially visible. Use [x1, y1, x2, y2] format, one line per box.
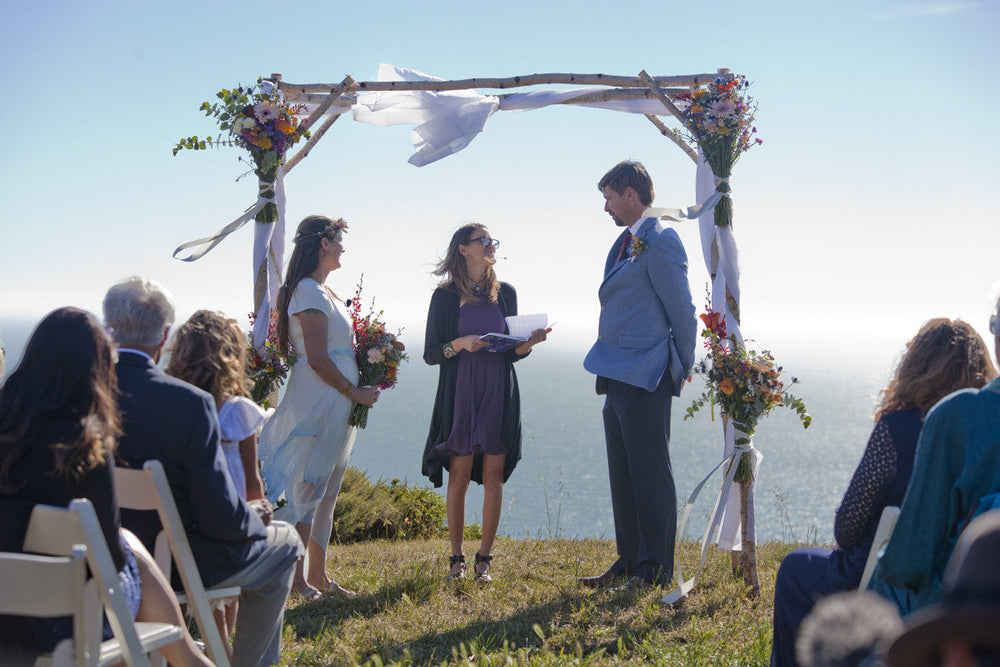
[103, 276, 175, 348]
[598, 161, 654, 206]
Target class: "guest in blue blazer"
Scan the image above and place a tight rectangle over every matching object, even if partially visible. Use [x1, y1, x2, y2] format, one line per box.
[581, 161, 697, 591]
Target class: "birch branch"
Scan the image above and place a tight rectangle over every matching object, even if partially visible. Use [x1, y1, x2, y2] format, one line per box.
[638, 70, 692, 130]
[645, 114, 698, 164]
[278, 71, 726, 95]
[284, 112, 343, 174]
[298, 75, 355, 133]
[284, 86, 691, 109]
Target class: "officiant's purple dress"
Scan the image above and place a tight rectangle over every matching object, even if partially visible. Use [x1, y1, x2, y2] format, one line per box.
[434, 299, 507, 457]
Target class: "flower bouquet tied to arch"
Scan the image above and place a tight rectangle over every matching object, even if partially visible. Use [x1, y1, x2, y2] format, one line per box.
[172, 78, 310, 224]
[348, 278, 407, 429]
[685, 305, 810, 482]
[675, 74, 761, 228]
[246, 309, 293, 409]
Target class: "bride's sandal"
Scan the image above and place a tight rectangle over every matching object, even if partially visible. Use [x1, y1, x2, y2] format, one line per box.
[323, 581, 356, 598]
[474, 551, 493, 584]
[447, 554, 466, 581]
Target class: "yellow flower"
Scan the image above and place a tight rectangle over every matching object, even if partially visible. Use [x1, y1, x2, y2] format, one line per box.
[255, 136, 272, 149]
[690, 104, 704, 114]
[719, 378, 735, 395]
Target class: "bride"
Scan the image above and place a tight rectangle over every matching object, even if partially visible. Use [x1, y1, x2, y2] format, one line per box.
[258, 215, 378, 600]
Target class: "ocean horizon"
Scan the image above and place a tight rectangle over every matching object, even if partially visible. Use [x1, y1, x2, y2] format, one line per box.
[0, 315, 884, 546]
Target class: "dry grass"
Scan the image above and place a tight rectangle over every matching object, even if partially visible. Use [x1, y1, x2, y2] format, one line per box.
[277, 537, 806, 666]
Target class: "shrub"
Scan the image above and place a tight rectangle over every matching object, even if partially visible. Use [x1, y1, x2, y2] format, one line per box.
[331, 467, 447, 543]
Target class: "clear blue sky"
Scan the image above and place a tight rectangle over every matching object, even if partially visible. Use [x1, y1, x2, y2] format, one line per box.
[2, 0, 998, 377]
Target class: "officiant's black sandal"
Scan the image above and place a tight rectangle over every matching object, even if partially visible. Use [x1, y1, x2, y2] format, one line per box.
[448, 554, 466, 580]
[474, 551, 493, 584]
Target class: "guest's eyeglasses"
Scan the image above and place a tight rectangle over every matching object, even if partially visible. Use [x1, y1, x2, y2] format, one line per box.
[465, 236, 500, 249]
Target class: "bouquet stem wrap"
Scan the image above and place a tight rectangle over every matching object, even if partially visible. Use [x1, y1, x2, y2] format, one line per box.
[255, 175, 278, 224]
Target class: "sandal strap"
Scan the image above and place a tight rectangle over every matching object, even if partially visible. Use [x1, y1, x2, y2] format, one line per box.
[475, 551, 492, 564]
[450, 554, 466, 565]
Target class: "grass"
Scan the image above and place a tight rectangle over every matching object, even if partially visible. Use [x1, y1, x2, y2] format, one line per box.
[277, 537, 810, 666]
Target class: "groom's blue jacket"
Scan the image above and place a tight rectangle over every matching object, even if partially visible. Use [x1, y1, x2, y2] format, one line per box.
[584, 217, 696, 396]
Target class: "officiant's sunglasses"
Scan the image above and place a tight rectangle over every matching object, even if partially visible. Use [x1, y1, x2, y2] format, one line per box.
[465, 236, 501, 249]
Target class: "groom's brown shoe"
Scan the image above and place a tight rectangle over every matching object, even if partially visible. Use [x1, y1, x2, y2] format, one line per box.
[578, 565, 631, 588]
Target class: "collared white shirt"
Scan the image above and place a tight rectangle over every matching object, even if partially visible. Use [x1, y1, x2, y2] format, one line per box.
[628, 217, 649, 236]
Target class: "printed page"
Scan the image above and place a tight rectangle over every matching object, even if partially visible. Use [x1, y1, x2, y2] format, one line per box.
[504, 313, 548, 339]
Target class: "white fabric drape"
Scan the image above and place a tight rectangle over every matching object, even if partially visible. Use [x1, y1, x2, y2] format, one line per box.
[694, 152, 751, 552]
[251, 166, 286, 349]
[353, 64, 500, 167]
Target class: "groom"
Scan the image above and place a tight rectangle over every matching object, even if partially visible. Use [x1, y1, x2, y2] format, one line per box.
[582, 161, 697, 590]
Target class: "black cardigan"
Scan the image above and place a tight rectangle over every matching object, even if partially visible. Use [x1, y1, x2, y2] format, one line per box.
[421, 283, 527, 487]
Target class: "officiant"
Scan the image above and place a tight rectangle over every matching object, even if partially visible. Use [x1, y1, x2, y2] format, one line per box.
[421, 223, 549, 583]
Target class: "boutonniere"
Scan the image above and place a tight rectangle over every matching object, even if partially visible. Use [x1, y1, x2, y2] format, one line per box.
[628, 236, 649, 262]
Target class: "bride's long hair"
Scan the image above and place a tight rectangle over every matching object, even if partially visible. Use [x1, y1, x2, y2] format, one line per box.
[275, 215, 347, 356]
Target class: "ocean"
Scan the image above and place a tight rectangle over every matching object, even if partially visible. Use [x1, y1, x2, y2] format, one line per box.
[0, 316, 883, 546]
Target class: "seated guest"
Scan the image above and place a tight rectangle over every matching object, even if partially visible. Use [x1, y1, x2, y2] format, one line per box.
[886, 509, 1000, 667]
[0, 307, 212, 666]
[795, 591, 902, 667]
[771, 318, 995, 666]
[870, 299, 1000, 616]
[103, 277, 302, 667]
[165, 309, 272, 659]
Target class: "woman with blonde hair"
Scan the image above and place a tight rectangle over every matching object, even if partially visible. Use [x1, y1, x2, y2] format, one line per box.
[167, 310, 268, 503]
[166, 309, 270, 657]
[258, 215, 378, 600]
[770, 317, 996, 667]
[422, 223, 549, 582]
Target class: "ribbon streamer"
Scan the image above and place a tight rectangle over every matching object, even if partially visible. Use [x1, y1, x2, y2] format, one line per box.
[641, 188, 726, 224]
[661, 420, 761, 605]
[172, 198, 265, 262]
[172, 179, 277, 262]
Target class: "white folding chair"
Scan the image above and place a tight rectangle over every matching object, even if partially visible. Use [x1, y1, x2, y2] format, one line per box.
[0, 546, 95, 667]
[22, 500, 184, 667]
[858, 505, 901, 591]
[114, 461, 237, 667]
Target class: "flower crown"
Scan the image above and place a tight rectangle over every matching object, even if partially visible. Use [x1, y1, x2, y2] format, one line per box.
[294, 217, 348, 243]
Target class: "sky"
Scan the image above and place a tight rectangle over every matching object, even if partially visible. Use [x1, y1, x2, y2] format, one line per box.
[2, 0, 999, 378]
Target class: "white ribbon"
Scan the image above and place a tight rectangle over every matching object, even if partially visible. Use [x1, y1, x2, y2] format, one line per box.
[661, 420, 761, 605]
[173, 195, 266, 262]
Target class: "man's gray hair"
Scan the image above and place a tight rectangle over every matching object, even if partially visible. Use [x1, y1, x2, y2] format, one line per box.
[102, 276, 176, 348]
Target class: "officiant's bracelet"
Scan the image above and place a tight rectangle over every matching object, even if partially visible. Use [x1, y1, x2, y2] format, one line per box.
[443, 341, 456, 359]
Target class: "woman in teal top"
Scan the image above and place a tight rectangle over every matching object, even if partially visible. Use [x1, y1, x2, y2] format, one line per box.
[870, 303, 1000, 615]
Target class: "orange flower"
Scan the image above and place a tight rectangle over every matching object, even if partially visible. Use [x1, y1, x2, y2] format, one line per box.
[719, 378, 735, 395]
[276, 118, 294, 134]
[699, 310, 727, 336]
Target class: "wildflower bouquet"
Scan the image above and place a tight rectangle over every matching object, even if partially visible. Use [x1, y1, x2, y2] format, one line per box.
[172, 78, 309, 224]
[246, 310, 293, 409]
[685, 306, 810, 481]
[348, 279, 407, 429]
[675, 74, 761, 228]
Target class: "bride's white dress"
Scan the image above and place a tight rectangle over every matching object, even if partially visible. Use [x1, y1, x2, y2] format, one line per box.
[258, 278, 358, 525]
